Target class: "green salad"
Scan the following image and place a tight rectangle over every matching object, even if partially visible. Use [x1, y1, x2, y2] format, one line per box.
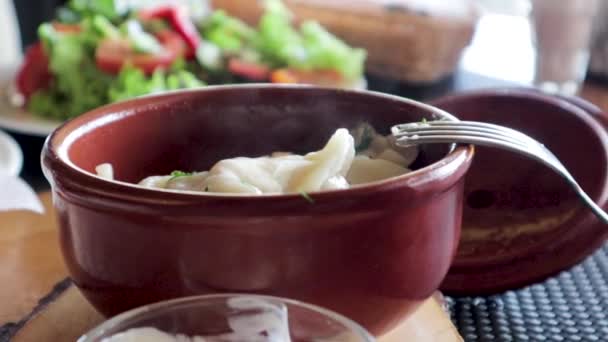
[14, 0, 366, 120]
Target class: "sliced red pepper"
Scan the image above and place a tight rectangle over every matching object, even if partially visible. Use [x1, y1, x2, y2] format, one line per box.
[15, 43, 52, 102]
[270, 69, 299, 84]
[228, 59, 270, 81]
[270, 68, 344, 87]
[139, 5, 200, 58]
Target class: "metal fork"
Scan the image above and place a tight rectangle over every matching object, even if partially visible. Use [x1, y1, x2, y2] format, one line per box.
[391, 120, 608, 224]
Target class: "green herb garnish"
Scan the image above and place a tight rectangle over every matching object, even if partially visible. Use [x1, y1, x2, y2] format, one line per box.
[300, 191, 315, 204]
[169, 170, 194, 180]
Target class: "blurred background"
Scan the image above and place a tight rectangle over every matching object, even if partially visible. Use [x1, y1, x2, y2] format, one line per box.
[5, 0, 605, 90]
[3, 0, 606, 97]
[12, 0, 66, 50]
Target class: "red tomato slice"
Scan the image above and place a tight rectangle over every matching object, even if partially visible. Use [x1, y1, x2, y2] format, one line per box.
[95, 30, 186, 75]
[15, 43, 52, 101]
[138, 5, 200, 54]
[155, 29, 188, 57]
[228, 59, 270, 81]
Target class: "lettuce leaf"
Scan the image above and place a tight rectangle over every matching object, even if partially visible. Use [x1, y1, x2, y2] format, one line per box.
[29, 23, 113, 119]
[108, 66, 205, 103]
[299, 21, 366, 81]
[67, 0, 128, 22]
[30, 21, 204, 119]
[200, 10, 257, 52]
[253, 0, 366, 80]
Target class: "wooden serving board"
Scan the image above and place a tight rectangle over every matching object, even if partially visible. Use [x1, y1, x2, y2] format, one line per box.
[10, 286, 461, 342]
[1, 192, 462, 341]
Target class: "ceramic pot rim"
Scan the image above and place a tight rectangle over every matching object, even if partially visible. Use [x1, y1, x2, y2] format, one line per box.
[42, 84, 475, 207]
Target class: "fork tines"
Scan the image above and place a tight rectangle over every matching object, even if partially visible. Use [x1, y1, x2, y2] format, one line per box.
[391, 120, 543, 150]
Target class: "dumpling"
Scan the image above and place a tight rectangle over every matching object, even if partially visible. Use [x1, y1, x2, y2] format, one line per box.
[139, 175, 173, 188]
[284, 128, 354, 192]
[354, 123, 419, 166]
[208, 128, 354, 194]
[166, 172, 209, 191]
[139, 172, 209, 191]
[383, 136, 418, 166]
[134, 129, 355, 195]
[361, 135, 418, 167]
[321, 176, 350, 190]
[208, 158, 285, 193]
[95, 163, 114, 180]
[100, 125, 417, 195]
[205, 172, 265, 194]
[347, 155, 410, 185]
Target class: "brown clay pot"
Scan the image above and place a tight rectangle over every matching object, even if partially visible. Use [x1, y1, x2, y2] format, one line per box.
[42, 85, 474, 336]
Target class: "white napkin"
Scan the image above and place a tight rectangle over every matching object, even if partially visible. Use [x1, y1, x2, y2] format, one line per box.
[0, 175, 44, 213]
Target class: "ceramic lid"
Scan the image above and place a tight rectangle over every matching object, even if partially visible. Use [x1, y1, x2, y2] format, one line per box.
[431, 88, 608, 295]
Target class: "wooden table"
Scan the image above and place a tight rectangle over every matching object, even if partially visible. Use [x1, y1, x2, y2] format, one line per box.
[3, 76, 608, 341]
[0, 192, 462, 341]
[3, 77, 608, 341]
[0, 193, 65, 324]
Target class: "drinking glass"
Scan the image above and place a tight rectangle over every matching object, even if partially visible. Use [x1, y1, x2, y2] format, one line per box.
[78, 294, 375, 342]
[531, 0, 598, 95]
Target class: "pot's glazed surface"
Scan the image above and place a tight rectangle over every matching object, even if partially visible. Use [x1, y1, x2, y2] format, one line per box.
[42, 85, 474, 336]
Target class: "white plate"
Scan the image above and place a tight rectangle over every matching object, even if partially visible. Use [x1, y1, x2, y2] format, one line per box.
[0, 82, 61, 137]
[0, 129, 23, 176]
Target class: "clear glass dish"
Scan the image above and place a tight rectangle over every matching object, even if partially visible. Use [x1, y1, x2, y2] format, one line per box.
[78, 294, 375, 342]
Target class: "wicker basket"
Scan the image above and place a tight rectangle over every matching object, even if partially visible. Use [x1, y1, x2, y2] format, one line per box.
[211, 0, 479, 83]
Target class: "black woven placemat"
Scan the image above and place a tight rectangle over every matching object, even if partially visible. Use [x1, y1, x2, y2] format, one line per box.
[447, 242, 608, 341]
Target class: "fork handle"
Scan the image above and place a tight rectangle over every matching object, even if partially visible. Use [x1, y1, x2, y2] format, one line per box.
[565, 176, 608, 225]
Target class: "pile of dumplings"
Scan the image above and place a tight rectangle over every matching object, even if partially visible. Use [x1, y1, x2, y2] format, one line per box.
[95, 124, 418, 195]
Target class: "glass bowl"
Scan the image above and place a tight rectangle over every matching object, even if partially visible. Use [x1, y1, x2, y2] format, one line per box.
[78, 294, 375, 342]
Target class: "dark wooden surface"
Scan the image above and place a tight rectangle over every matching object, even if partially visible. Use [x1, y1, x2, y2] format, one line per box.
[0, 192, 462, 342]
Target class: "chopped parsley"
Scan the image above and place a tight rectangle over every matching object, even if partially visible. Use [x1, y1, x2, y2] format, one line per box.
[169, 170, 194, 181]
[300, 191, 315, 204]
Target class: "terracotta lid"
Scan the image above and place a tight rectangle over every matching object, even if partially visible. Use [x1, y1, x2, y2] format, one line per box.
[431, 88, 608, 295]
